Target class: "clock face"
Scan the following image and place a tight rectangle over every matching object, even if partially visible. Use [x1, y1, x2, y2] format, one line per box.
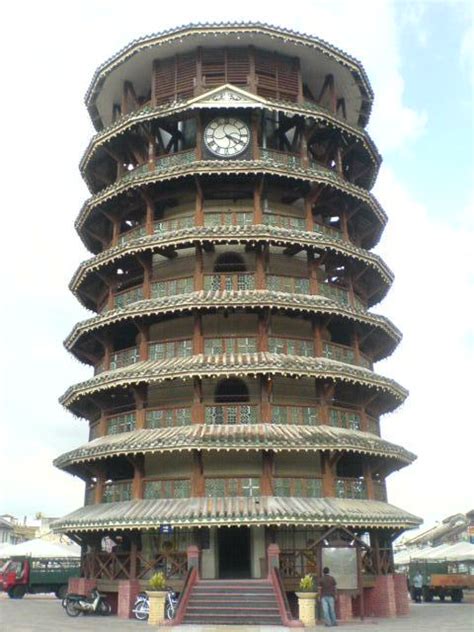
[204, 117, 250, 157]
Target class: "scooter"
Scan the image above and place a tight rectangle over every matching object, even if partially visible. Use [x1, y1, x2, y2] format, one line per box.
[132, 588, 178, 620]
[64, 587, 111, 617]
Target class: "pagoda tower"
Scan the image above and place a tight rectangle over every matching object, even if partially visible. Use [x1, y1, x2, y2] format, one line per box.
[54, 23, 421, 622]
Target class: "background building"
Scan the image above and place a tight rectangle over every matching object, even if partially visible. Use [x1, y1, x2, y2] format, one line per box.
[54, 23, 421, 623]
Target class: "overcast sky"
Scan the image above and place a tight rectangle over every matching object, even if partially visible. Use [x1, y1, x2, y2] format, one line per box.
[1, 0, 472, 533]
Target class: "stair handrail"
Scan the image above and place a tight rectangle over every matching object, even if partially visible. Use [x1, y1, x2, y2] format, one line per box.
[171, 566, 197, 625]
[271, 566, 304, 628]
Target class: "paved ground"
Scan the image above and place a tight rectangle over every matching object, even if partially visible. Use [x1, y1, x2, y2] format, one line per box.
[0, 594, 473, 632]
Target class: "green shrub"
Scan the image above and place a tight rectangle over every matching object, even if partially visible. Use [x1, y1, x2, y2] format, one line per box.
[299, 574, 314, 591]
[149, 571, 166, 590]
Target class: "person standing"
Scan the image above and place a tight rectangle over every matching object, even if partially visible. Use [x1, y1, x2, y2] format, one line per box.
[412, 571, 424, 603]
[319, 566, 337, 627]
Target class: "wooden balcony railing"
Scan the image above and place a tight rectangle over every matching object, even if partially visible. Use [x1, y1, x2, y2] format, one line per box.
[110, 346, 140, 370]
[269, 336, 313, 357]
[335, 477, 368, 500]
[118, 225, 147, 245]
[205, 477, 261, 497]
[274, 477, 322, 497]
[280, 549, 318, 579]
[267, 274, 310, 294]
[323, 341, 372, 369]
[144, 479, 191, 499]
[205, 404, 258, 425]
[103, 480, 132, 503]
[373, 480, 387, 501]
[204, 336, 258, 355]
[313, 221, 342, 239]
[272, 405, 320, 425]
[329, 406, 361, 431]
[107, 412, 136, 434]
[146, 406, 192, 428]
[154, 215, 194, 233]
[366, 415, 380, 436]
[151, 276, 194, 298]
[263, 212, 306, 231]
[149, 338, 193, 361]
[203, 272, 256, 291]
[204, 210, 253, 227]
[82, 551, 188, 581]
[113, 285, 144, 309]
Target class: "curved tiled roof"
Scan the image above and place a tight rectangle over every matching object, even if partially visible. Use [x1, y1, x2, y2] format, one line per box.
[54, 424, 416, 470]
[85, 23, 374, 128]
[60, 353, 408, 413]
[53, 496, 421, 532]
[65, 290, 401, 355]
[75, 159, 387, 235]
[70, 225, 393, 297]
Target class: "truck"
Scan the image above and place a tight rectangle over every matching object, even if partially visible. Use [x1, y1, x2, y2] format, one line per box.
[1, 556, 81, 599]
[408, 561, 474, 603]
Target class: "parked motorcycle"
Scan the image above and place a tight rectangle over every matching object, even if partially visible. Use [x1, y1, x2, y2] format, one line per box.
[132, 588, 178, 620]
[64, 587, 111, 617]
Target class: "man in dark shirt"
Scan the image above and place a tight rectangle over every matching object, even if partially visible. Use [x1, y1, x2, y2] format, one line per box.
[319, 566, 337, 626]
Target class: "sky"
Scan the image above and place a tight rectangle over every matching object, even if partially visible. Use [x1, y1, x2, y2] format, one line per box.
[0, 0, 472, 534]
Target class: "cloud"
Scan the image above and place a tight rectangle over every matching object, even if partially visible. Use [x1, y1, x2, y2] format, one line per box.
[373, 166, 474, 524]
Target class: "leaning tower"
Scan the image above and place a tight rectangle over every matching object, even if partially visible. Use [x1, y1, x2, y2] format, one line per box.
[54, 23, 420, 623]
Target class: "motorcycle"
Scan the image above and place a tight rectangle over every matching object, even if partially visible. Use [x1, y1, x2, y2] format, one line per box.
[132, 588, 178, 621]
[63, 587, 112, 617]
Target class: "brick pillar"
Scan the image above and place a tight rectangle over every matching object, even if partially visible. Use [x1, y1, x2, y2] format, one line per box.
[366, 575, 396, 618]
[335, 592, 353, 621]
[187, 545, 200, 577]
[117, 579, 141, 619]
[393, 574, 410, 615]
[266, 543, 280, 577]
[68, 577, 96, 594]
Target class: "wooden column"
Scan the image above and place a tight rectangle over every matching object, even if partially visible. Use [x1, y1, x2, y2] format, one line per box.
[348, 270, 356, 308]
[132, 454, 145, 500]
[321, 452, 336, 497]
[192, 377, 204, 424]
[193, 313, 203, 354]
[145, 196, 155, 234]
[256, 244, 266, 290]
[341, 209, 350, 242]
[138, 255, 152, 299]
[195, 47, 203, 95]
[258, 309, 269, 352]
[249, 46, 256, 93]
[94, 467, 106, 504]
[195, 184, 204, 226]
[363, 462, 375, 500]
[137, 324, 150, 361]
[195, 112, 203, 161]
[260, 375, 272, 423]
[253, 179, 263, 224]
[133, 385, 147, 430]
[111, 216, 120, 247]
[98, 413, 108, 437]
[307, 250, 319, 295]
[312, 318, 323, 357]
[130, 539, 138, 579]
[102, 334, 113, 371]
[352, 331, 361, 366]
[300, 124, 309, 168]
[148, 137, 156, 171]
[194, 245, 204, 291]
[191, 450, 205, 496]
[251, 110, 260, 160]
[261, 451, 274, 495]
[304, 197, 314, 231]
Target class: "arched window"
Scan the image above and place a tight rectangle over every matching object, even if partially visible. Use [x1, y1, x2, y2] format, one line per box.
[214, 378, 249, 403]
[214, 252, 246, 273]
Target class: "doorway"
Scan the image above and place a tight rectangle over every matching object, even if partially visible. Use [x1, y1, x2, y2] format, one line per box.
[218, 527, 251, 578]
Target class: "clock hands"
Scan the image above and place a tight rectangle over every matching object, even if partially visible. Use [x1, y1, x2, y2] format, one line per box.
[225, 133, 244, 145]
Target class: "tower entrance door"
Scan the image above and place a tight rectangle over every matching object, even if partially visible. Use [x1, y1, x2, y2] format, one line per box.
[217, 527, 251, 578]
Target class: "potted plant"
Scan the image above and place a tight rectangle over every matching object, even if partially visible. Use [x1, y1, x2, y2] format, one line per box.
[296, 574, 318, 627]
[146, 571, 167, 625]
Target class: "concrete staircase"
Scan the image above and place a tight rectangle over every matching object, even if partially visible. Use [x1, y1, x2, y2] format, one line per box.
[182, 578, 284, 625]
